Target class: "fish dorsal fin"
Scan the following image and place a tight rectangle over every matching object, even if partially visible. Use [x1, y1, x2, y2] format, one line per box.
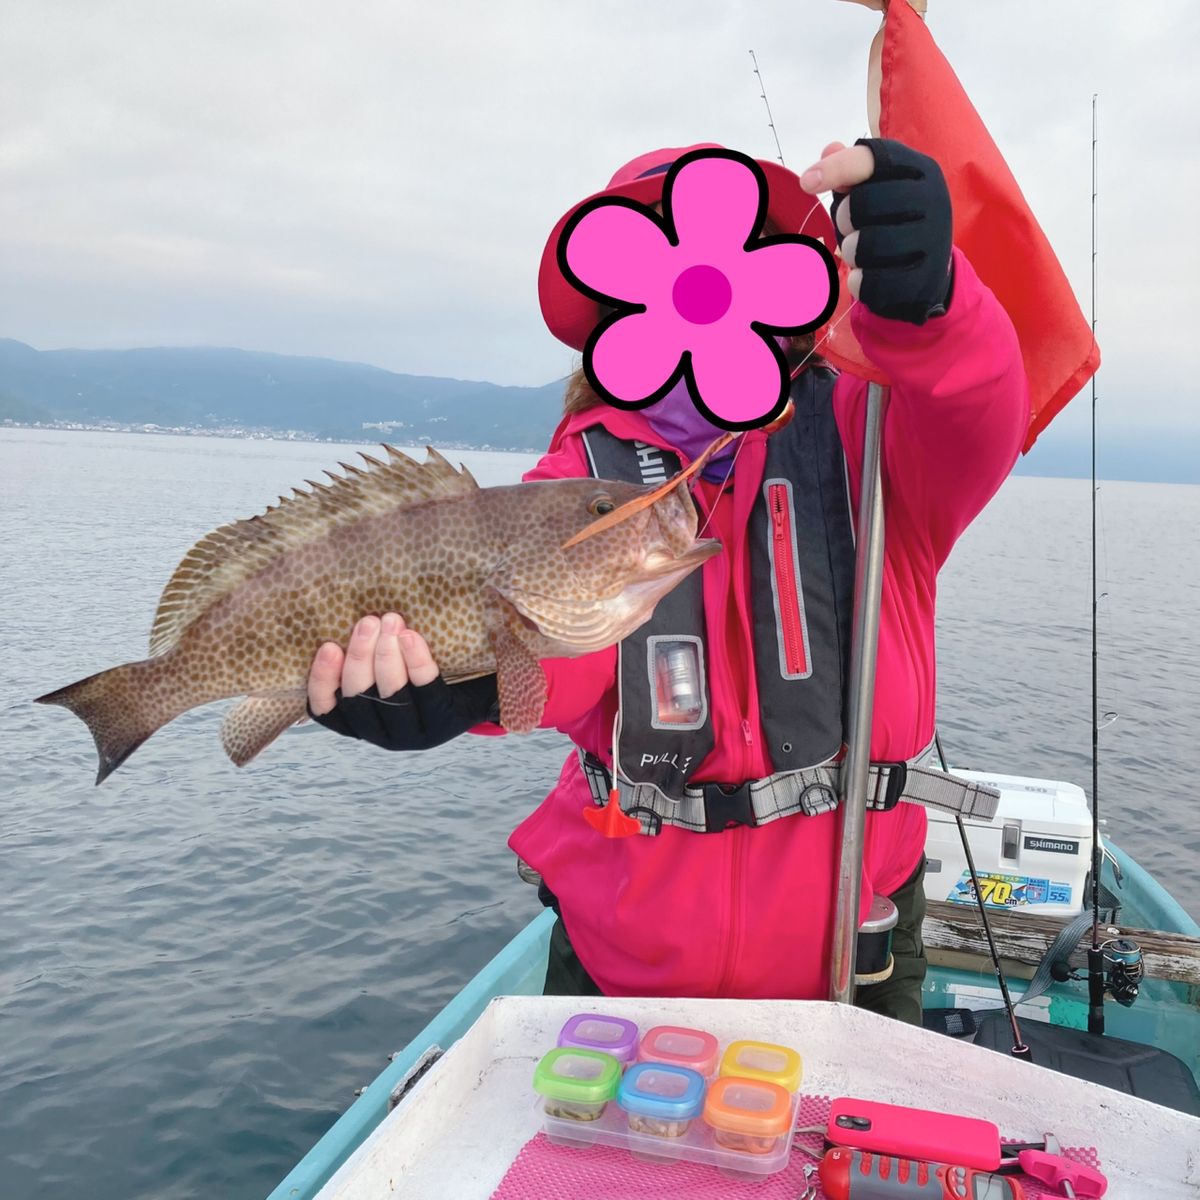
[148, 446, 478, 656]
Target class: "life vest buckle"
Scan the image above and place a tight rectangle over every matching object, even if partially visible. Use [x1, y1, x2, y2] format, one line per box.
[877, 760, 908, 812]
[702, 781, 758, 832]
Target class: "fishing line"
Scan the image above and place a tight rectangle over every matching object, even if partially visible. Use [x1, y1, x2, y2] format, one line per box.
[783, 132, 875, 381]
[693, 434, 749, 541]
[688, 297, 851, 542]
[688, 293, 855, 543]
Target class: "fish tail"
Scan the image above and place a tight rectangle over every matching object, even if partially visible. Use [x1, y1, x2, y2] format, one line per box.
[35, 658, 179, 785]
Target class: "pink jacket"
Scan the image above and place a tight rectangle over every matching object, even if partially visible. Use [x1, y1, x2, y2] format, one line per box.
[504, 250, 1029, 998]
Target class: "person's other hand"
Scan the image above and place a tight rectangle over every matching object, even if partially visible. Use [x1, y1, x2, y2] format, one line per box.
[799, 139, 953, 325]
[306, 613, 499, 750]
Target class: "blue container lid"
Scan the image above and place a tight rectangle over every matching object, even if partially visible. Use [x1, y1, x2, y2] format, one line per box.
[617, 1063, 706, 1121]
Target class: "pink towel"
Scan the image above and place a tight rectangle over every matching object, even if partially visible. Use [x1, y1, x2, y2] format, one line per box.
[490, 1094, 1101, 1199]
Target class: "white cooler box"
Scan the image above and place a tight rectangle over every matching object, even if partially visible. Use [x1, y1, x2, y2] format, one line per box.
[922, 770, 1098, 916]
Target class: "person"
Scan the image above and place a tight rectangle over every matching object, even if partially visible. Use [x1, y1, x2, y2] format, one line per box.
[306, 139, 1029, 1024]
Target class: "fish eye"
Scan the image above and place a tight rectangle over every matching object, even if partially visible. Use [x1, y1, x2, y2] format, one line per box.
[588, 495, 616, 516]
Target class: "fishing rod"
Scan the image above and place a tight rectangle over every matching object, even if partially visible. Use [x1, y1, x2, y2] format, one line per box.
[956, 813, 1030, 1057]
[1086, 91, 1103, 1037]
[943, 96, 1132, 1060]
[1018, 95, 1139, 1030]
[749, 50, 786, 166]
[1085, 92, 1111, 1037]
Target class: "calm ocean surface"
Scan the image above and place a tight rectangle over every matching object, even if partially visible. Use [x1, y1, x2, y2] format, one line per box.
[2, 428, 1197, 1199]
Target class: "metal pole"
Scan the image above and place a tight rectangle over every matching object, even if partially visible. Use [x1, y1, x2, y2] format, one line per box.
[829, 380, 890, 1003]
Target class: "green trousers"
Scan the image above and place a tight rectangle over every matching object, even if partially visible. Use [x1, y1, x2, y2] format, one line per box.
[543, 856, 928, 1026]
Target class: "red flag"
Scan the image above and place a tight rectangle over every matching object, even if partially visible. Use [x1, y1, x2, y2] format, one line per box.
[820, 2, 1099, 451]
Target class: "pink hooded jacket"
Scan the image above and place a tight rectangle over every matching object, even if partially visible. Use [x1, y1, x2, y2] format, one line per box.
[503, 249, 1029, 999]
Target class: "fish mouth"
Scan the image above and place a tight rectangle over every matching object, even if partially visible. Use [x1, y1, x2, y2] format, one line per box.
[502, 538, 721, 655]
[643, 537, 721, 577]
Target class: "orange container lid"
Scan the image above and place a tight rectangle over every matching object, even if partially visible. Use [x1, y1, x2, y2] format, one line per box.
[702, 1076, 792, 1137]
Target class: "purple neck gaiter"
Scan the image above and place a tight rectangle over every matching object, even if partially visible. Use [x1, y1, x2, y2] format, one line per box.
[644, 375, 741, 484]
[644, 335, 793, 482]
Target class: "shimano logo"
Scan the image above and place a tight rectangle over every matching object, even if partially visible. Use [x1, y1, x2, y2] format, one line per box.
[1023, 835, 1080, 855]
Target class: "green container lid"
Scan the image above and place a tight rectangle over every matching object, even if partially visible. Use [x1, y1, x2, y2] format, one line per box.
[532, 1048, 622, 1104]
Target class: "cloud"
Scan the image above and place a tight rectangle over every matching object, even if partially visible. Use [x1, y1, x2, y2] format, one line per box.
[1, 0, 1196, 430]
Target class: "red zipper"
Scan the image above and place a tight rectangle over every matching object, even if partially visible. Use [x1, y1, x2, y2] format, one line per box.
[769, 483, 808, 676]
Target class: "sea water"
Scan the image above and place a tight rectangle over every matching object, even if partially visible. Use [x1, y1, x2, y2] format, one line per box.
[2, 428, 1197, 1200]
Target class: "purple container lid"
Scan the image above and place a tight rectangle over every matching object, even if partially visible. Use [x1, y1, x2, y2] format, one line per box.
[556, 1013, 639, 1064]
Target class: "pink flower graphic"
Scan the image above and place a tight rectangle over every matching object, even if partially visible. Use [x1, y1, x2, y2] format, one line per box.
[557, 148, 838, 430]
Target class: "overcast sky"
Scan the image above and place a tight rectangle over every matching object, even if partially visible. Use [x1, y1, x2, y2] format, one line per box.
[3, 1, 1197, 436]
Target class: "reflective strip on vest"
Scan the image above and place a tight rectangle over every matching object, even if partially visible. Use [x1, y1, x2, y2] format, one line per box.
[580, 741, 1002, 836]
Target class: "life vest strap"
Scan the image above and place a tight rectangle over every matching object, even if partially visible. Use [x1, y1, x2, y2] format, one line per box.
[579, 744, 1000, 837]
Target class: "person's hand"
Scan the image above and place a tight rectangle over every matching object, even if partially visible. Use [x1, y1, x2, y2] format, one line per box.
[307, 613, 499, 750]
[799, 138, 953, 325]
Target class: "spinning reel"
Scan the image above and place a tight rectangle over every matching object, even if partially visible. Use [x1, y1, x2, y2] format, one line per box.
[1051, 935, 1144, 1008]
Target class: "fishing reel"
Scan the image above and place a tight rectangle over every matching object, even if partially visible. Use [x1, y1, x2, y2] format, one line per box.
[1104, 937, 1144, 1007]
[1050, 935, 1143, 1007]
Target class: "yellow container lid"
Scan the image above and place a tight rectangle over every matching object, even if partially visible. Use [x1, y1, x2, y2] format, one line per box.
[717, 1040, 803, 1093]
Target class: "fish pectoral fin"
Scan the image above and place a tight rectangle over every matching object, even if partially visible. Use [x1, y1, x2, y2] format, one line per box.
[485, 591, 547, 734]
[221, 695, 309, 767]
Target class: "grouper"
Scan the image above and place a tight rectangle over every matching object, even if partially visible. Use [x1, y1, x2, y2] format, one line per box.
[36, 444, 722, 783]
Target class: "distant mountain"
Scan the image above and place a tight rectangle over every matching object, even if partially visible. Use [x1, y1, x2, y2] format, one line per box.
[0, 339, 567, 449]
[0, 387, 52, 424]
[3, 339, 1196, 483]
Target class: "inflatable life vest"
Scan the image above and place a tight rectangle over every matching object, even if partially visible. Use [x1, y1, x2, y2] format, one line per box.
[581, 366, 856, 802]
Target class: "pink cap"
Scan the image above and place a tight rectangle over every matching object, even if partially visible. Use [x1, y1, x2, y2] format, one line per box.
[538, 144, 837, 351]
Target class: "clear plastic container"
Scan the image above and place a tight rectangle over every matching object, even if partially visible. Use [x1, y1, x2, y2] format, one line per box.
[703, 1075, 793, 1157]
[614, 1065, 705, 1166]
[557, 1013, 640, 1065]
[617, 1062, 706, 1156]
[535, 1030, 800, 1175]
[532, 1048, 622, 1144]
[637, 1025, 720, 1078]
[717, 1039, 803, 1094]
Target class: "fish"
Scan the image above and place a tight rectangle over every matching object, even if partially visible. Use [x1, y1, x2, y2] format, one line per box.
[36, 444, 722, 783]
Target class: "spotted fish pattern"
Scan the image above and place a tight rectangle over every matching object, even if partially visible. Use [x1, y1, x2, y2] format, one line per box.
[37, 445, 719, 783]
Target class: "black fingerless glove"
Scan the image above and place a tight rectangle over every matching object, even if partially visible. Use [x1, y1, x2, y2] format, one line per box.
[831, 137, 954, 325]
[308, 674, 500, 751]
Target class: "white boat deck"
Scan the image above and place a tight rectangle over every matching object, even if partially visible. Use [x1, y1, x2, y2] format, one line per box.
[315, 996, 1200, 1200]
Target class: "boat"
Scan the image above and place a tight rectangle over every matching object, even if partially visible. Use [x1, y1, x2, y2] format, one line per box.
[289, 995, 1200, 1199]
[266, 765, 1200, 1200]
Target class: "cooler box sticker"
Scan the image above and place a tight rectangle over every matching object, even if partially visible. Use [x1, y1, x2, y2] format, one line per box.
[947, 871, 1073, 909]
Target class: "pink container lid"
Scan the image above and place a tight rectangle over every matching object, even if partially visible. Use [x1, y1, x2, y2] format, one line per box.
[637, 1025, 720, 1076]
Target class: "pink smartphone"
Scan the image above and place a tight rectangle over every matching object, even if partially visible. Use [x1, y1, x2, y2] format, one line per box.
[826, 1097, 1002, 1170]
